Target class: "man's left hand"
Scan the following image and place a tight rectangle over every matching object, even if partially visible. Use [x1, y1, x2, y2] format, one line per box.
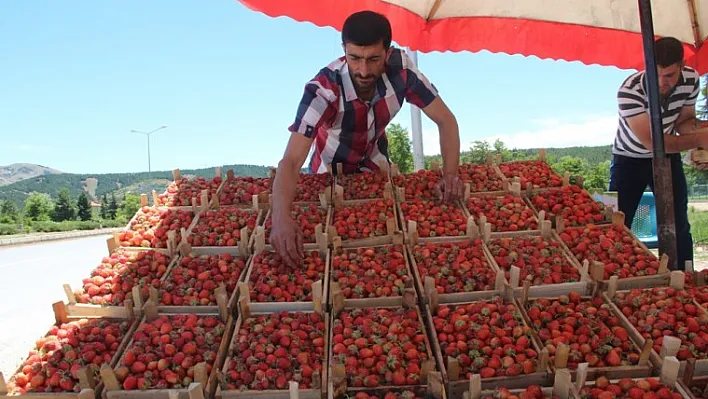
[435, 173, 464, 203]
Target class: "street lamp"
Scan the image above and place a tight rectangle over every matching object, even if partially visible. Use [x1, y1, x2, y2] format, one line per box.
[130, 125, 167, 174]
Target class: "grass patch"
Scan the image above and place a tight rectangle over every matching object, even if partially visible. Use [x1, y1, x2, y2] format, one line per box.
[690, 206, 708, 245]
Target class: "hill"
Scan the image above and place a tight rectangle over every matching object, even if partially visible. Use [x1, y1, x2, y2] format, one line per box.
[0, 164, 272, 207]
[0, 163, 62, 186]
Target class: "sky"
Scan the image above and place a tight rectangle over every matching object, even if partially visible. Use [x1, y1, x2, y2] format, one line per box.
[0, 0, 639, 174]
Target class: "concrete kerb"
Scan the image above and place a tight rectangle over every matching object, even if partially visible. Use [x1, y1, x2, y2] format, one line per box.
[0, 228, 122, 247]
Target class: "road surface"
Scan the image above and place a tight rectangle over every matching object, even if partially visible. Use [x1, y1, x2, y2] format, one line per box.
[0, 234, 111, 378]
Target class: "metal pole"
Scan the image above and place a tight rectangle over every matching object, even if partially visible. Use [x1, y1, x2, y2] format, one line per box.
[147, 134, 152, 174]
[638, 0, 678, 269]
[407, 48, 425, 171]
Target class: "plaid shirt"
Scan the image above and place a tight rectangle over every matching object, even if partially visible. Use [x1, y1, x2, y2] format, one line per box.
[288, 47, 438, 174]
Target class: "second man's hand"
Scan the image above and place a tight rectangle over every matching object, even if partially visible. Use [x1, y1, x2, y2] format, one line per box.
[269, 213, 305, 267]
[435, 173, 464, 203]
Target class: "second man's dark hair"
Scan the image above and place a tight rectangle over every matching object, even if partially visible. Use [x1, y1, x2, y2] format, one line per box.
[655, 37, 684, 67]
[342, 11, 392, 49]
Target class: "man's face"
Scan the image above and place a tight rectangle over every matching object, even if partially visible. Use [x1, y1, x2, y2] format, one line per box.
[343, 41, 390, 94]
[657, 63, 682, 96]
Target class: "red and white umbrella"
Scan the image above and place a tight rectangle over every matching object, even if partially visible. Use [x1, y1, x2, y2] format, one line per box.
[238, 0, 708, 73]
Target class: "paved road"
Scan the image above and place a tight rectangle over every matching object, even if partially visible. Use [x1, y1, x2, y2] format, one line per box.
[0, 235, 111, 378]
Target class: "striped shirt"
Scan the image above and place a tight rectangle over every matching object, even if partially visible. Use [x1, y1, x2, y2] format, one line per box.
[613, 66, 700, 158]
[288, 47, 438, 174]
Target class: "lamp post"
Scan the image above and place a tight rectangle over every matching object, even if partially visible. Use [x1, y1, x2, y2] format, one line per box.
[130, 125, 167, 174]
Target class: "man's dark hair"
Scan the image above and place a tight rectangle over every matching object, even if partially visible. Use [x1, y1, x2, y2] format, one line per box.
[655, 37, 684, 67]
[342, 11, 392, 49]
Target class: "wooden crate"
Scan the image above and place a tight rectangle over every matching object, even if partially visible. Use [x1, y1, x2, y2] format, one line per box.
[398, 203, 476, 246]
[460, 369, 575, 399]
[422, 293, 552, 398]
[151, 167, 225, 209]
[461, 185, 545, 238]
[0, 301, 139, 399]
[215, 299, 328, 399]
[331, 162, 394, 203]
[61, 249, 179, 318]
[391, 162, 443, 203]
[525, 186, 613, 230]
[515, 288, 654, 382]
[328, 197, 404, 248]
[331, 385, 444, 399]
[101, 302, 233, 399]
[259, 204, 332, 247]
[329, 239, 417, 309]
[244, 235, 329, 311]
[554, 211, 671, 290]
[328, 297, 440, 399]
[679, 358, 708, 399]
[212, 169, 273, 211]
[571, 357, 691, 399]
[602, 277, 708, 377]
[457, 158, 507, 196]
[187, 201, 263, 254]
[112, 204, 200, 256]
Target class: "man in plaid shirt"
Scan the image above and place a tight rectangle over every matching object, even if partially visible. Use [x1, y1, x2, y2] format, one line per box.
[271, 11, 462, 266]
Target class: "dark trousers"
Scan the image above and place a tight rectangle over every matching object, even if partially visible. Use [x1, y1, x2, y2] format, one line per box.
[608, 153, 693, 270]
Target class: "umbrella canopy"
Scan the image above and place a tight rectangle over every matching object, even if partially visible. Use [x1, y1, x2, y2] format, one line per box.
[239, 0, 708, 73]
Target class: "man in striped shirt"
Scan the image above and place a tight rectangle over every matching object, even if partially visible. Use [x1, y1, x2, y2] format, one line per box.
[609, 37, 708, 269]
[270, 11, 462, 266]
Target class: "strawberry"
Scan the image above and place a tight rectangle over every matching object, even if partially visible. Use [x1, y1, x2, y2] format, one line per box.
[332, 199, 395, 240]
[332, 245, 410, 298]
[458, 163, 504, 193]
[339, 172, 389, 200]
[264, 204, 326, 244]
[498, 160, 563, 189]
[158, 176, 222, 207]
[393, 169, 441, 200]
[433, 297, 538, 379]
[487, 236, 580, 286]
[249, 250, 325, 302]
[294, 173, 332, 202]
[466, 194, 537, 232]
[188, 207, 258, 247]
[531, 185, 607, 227]
[411, 241, 495, 293]
[227, 311, 325, 390]
[560, 224, 659, 279]
[119, 207, 194, 248]
[400, 200, 467, 238]
[218, 176, 271, 206]
[580, 376, 682, 399]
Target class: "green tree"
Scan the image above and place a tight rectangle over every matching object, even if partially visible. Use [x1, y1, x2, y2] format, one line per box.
[77, 192, 92, 221]
[24, 192, 53, 222]
[108, 193, 119, 219]
[467, 141, 492, 164]
[100, 194, 109, 219]
[386, 123, 414, 173]
[584, 161, 611, 191]
[0, 200, 20, 224]
[52, 188, 76, 222]
[551, 156, 589, 177]
[117, 193, 141, 222]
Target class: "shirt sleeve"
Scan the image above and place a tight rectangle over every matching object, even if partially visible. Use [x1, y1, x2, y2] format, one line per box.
[617, 85, 647, 119]
[288, 72, 339, 138]
[686, 75, 700, 106]
[400, 51, 439, 109]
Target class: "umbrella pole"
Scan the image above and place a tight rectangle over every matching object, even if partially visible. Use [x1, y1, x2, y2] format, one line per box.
[407, 48, 426, 171]
[638, 0, 679, 269]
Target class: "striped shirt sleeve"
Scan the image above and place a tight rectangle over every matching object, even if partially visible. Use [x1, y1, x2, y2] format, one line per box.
[686, 75, 700, 106]
[288, 72, 339, 138]
[617, 85, 648, 119]
[400, 51, 438, 109]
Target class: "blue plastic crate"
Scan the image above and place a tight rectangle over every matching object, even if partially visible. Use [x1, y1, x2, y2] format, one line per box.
[631, 192, 658, 249]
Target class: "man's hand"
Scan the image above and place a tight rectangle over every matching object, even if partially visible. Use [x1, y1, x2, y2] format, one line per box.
[435, 173, 464, 203]
[269, 215, 304, 267]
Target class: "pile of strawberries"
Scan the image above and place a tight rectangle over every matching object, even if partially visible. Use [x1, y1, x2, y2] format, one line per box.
[264, 204, 326, 244]
[613, 287, 708, 360]
[465, 194, 538, 232]
[249, 250, 326, 302]
[348, 390, 429, 399]
[188, 207, 258, 247]
[498, 160, 563, 189]
[559, 224, 659, 280]
[332, 199, 395, 240]
[158, 176, 222, 207]
[525, 292, 641, 369]
[119, 207, 193, 248]
[400, 200, 467, 238]
[431, 297, 539, 379]
[487, 237, 580, 286]
[77, 250, 170, 306]
[332, 308, 429, 388]
[458, 163, 504, 193]
[295, 173, 331, 202]
[218, 176, 271, 206]
[225, 311, 326, 390]
[7, 319, 131, 394]
[115, 314, 225, 390]
[410, 241, 495, 293]
[530, 185, 607, 227]
[339, 172, 389, 200]
[160, 252, 246, 306]
[579, 377, 683, 399]
[393, 170, 440, 200]
[483, 387, 555, 399]
[331, 245, 410, 298]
